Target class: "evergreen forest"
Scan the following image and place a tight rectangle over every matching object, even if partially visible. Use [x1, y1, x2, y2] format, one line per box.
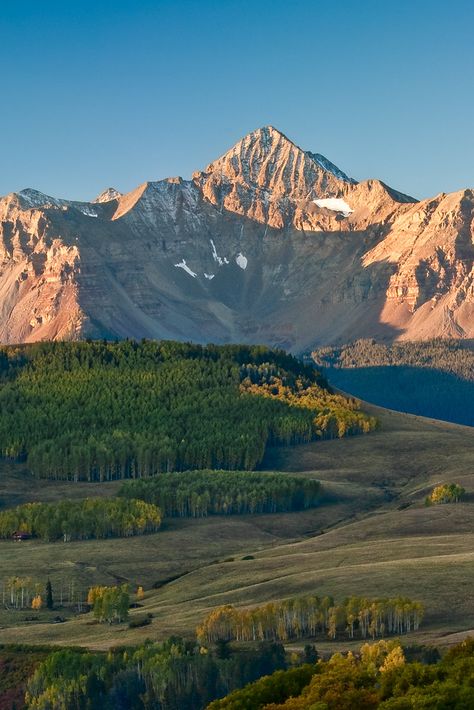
[0, 340, 375, 481]
[118, 471, 321, 517]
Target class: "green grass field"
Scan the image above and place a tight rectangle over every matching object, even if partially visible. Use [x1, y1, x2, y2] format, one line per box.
[0, 402, 473, 651]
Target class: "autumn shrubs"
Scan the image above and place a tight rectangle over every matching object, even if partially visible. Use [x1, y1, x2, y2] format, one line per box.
[211, 638, 474, 710]
[425, 483, 465, 506]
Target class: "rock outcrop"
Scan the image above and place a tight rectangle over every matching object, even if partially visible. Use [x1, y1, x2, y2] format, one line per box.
[0, 126, 472, 350]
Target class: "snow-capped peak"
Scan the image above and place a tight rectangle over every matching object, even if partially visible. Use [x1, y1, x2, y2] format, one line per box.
[196, 126, 357, 214]
[92, 187, 122, 204]
[17, 188, 67, 209]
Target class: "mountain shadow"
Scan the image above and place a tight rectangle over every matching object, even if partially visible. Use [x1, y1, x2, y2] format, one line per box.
[325, 365, 474, 427]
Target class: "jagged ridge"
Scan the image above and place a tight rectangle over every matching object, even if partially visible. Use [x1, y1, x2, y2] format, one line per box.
[0, 126, 472, 349]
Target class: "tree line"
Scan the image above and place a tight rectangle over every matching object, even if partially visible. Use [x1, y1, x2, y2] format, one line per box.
[241, 371, 376, 439]
[0, 497, 162, 541]
[0, 470, 321, 545]
[210, 638, 474, 709]
[24, 637, 287, 710]
[22, 635, 474, 709]
[118, 471, 321, 517]
[1, 576, 44, 610]
[313, 338, 474, 381]
[0, 340, 375, 481]
[1, 576, 87, 611]
[196, 595, 424, 644]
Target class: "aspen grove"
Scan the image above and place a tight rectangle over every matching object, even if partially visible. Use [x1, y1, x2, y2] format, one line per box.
[197, 595, 425, 644]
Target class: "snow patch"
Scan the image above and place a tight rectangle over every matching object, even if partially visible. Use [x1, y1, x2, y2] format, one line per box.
[78, 206, 98, 218]
[174, 259, 197, 278]
[204, 273, 215, 280]
[210, 239, 229, 266]
[314, 197, 353, 217]
[210, 239, 223, 265]
[236, 253, 248, 270]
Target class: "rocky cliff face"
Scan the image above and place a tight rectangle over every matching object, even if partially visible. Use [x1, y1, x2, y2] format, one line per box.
[0, 126, 473, 350]
[193, 126, 356, 228]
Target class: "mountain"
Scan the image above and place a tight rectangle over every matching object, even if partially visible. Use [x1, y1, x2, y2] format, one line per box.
[0, 125, 473, 350]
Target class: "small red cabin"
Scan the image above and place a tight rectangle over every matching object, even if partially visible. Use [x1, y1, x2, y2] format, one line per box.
[12, 531, 31, 541]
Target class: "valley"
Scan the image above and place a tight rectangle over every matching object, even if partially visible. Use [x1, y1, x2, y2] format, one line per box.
[1, 400, 473, 652]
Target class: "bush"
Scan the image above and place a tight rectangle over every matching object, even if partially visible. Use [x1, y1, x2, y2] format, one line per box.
[425, 483, 465, 506]
[128, 614, 152, 629]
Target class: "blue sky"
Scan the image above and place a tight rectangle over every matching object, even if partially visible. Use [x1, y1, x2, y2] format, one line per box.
[1, 0, 473, 200]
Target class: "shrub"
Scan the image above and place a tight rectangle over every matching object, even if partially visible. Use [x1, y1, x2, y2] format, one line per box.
[128, 614, 152, 629]
[425, 483, 465, 506]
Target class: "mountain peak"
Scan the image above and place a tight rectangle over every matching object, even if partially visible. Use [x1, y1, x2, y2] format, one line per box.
[0, 127, 473, 349]
[194, 126, 355, 217]
[222, 126, 355, 184]
[245, 124, 293, 143]
[92, 187, 122, 204]
[17, 188, 66, 209]
[223, 125, 303, 161]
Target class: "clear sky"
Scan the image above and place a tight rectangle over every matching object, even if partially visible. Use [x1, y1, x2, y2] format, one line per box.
[1, 0, 473, 201]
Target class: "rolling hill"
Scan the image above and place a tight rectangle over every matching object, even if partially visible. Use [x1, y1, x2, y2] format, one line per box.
[0, 400, 473, 651]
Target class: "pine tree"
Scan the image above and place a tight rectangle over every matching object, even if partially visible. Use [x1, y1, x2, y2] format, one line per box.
[215, 639, 231, 659]
[46, 579, 53, 610]
[304, 644, 319, 663]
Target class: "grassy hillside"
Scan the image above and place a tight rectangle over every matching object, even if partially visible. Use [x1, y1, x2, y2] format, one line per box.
[0, 402, 473, 651]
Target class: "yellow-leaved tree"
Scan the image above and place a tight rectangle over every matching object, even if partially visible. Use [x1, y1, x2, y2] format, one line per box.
[31, 594, 42, 610]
